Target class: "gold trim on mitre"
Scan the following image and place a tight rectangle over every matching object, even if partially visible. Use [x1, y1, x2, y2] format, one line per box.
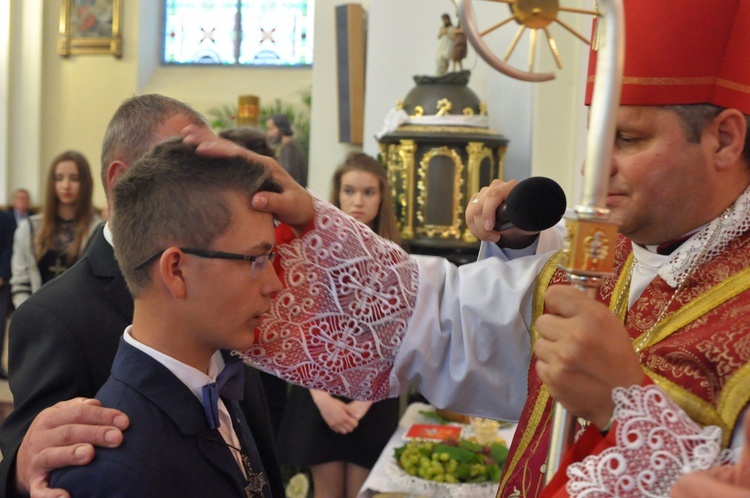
[717, 78, 750, 94]
[586, 75, 750, 95]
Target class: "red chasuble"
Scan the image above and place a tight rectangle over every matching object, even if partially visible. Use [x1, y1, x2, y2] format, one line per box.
[496, 232, 750, 498]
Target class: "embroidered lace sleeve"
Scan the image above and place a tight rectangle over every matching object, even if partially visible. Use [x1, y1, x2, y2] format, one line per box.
[238, 194, 420, 401]
[566, 384, 735, 498]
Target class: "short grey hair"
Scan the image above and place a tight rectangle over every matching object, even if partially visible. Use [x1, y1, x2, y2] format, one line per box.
[100, 94, 207, 194]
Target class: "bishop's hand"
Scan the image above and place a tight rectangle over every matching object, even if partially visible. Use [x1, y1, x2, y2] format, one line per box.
[534, 285, 645, 429]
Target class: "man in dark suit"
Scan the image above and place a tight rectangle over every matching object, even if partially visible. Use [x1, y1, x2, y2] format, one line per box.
[6, 189, 33, 230]
[49, 139, 282, 497]
[4, 189, 34, 322]
[0, 95, 284, 498]
[0, 209, 14, 377]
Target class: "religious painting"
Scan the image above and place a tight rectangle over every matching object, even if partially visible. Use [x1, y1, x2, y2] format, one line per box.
[58, 0, 123, 57]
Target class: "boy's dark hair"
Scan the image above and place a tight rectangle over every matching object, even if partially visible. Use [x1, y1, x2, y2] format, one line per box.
[111, 138, 282, 295]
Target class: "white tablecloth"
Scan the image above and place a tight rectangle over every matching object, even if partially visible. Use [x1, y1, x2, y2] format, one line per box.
[357, 402, 517, 498]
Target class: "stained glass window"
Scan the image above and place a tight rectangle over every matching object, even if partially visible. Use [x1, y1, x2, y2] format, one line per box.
[163, 0, 314, 66]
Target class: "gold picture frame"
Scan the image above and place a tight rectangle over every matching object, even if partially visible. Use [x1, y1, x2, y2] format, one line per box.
[58, 0, 122, 57]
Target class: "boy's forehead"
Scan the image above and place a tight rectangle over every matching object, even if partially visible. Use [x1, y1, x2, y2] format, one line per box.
[219, 194, 276, 244]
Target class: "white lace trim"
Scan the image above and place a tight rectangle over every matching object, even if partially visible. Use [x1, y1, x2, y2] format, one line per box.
[237, 194, 420, 400]
[660, 184, 750, 287]
[566, 384, 735, 498]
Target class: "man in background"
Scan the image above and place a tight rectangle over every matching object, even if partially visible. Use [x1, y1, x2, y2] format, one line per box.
[265, 114, 307, 187]
[0, 209, 14, 378]
[7, 190, 32, 228]
[0, 189, 29, 377]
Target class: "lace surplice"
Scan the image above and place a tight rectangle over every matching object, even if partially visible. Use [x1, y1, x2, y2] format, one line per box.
[238, 194, 420, 401]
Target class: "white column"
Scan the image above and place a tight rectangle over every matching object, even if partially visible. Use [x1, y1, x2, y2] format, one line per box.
[7, 0, 43, 200]
[0, 0, 10, 203]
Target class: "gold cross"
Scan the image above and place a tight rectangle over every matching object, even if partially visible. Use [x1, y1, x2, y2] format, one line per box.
[49, 257, 68, 277]
[244, 471, 267, 498]
[241, 452, 267, 498]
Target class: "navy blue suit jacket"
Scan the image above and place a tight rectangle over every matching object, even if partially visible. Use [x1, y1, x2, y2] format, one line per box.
[50, 339, 270, 497]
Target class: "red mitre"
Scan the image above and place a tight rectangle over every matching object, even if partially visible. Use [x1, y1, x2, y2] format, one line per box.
[585, 0, 750, 115]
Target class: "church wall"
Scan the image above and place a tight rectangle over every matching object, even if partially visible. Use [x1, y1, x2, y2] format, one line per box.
[12, 1, 313, 207]
[6, 0, 587, 209]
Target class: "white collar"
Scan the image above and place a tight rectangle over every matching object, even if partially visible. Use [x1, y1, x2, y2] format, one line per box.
[122, 326, 226, 403]
[651, 184, 750, 287]
[104, 221, 114, 247]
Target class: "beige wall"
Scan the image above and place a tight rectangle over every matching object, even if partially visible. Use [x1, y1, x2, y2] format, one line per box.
[10, 0, 313, 208]
[38, 0, 140, 209]
[306, 0, 370, 199]
[530, 5, 590, 203]
[5, 0, 588, 209]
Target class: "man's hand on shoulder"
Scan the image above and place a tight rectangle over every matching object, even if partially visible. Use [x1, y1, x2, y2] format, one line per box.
[16, 398, 129, 498]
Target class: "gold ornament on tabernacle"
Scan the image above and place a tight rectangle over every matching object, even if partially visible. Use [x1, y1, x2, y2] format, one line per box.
[436, 98, 453, 116]
[416, 146, 464, 239]
[396, 125, 498, 135]
[399, 140, 417, 239]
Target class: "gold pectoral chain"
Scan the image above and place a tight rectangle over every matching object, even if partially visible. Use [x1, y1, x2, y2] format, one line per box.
[613, 208, 730, 353]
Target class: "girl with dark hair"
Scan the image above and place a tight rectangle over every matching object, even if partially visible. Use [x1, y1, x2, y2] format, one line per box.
[10, 150, 102, 307]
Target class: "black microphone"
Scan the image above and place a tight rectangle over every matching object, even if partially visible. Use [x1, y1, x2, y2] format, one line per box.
[494, 176, 567, 232]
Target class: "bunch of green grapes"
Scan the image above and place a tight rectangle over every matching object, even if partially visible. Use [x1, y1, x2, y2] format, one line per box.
[393, 439, 507, 484]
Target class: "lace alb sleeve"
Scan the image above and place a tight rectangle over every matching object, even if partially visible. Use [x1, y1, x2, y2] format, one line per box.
[238, 194, 420, 401]
[566, 384, 735, 498]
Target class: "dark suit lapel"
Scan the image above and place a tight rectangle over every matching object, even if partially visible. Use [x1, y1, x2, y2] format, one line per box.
[110, 339, 249, 493]
[225, 400, 271, 498]
[85, 226, 134, 320]
[195, 430, 251, 494]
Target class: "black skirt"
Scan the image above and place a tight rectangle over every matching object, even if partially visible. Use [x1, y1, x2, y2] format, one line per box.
[276, 384, 400, 469]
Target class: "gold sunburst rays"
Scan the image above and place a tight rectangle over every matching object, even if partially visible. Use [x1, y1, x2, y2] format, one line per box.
[466, 0, 599, 75]
[505, 21, 563, 72]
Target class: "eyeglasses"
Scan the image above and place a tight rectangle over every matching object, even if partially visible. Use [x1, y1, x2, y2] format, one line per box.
[135, 247, 276, 278]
